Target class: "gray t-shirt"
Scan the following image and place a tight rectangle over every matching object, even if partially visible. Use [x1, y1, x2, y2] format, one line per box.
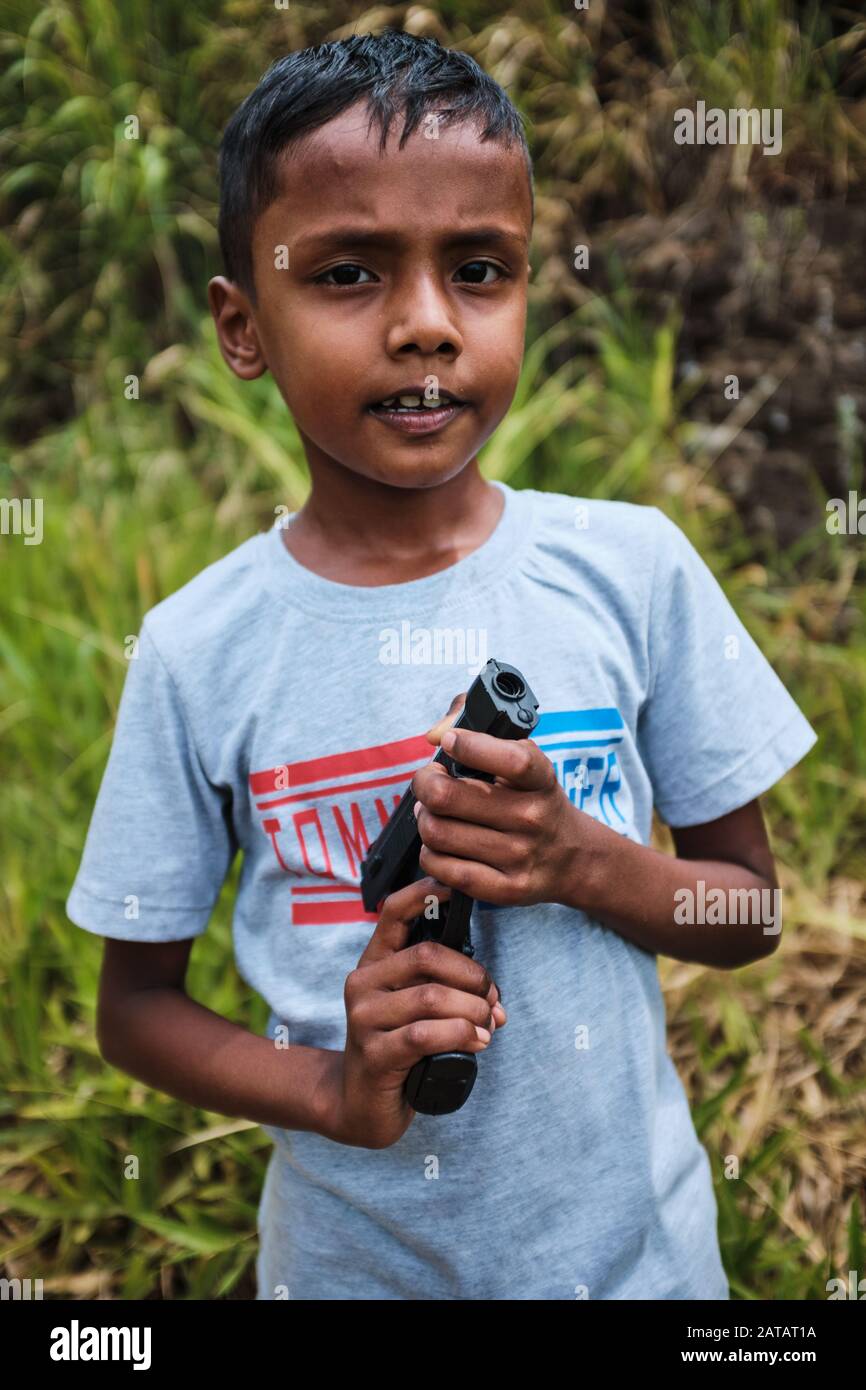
[66, 481, 817, 1300]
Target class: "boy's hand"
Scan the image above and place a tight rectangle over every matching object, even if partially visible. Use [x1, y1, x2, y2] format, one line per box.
[414, 695, 594, 909]
[320, 877, 505, 1150]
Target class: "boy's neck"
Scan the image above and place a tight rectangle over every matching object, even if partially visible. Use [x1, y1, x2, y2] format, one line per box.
[280, 460, 505, 587]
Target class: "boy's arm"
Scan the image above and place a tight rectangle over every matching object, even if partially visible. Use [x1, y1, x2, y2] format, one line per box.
[96, 883, 505, 1151]
[563, 797, 781, 969]
[97, 938, 337, 1132]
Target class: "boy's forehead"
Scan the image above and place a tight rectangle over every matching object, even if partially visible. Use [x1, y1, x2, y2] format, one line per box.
[263, 104, 531, 243]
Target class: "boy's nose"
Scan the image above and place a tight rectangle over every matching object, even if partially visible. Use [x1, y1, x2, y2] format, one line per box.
[385, 281, 464, 356]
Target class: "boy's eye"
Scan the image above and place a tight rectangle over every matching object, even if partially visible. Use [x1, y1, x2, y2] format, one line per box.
[315, 264, 375, 286]
[455, 260, 506, 285]
[314, 259, 507, 287]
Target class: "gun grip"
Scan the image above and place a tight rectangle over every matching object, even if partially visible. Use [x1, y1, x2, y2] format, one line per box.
[405, 1052, 478, 1115]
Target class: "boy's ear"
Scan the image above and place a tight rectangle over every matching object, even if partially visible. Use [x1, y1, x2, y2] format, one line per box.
[207, 275, 269, 381]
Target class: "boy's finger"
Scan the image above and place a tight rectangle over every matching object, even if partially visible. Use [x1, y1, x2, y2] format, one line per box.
[439, 728, 555, 791]
[425, 691, 467, 746]
[367, 982, 497, 1034]
[414, 808, 520, 871]
[412, 759, 531, 832]
[370, 1017, 493, 1080]
[358, 876, 451, 967]
[384, 935, 494, 998]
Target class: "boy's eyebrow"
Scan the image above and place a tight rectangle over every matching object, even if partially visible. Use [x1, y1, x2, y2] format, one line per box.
[295, 226, 528, 254]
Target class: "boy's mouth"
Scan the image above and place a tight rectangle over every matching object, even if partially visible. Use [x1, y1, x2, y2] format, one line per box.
[366, 387, 468, 435]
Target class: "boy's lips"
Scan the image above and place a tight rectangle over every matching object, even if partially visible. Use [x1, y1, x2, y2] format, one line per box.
[366, 400, 468, 435]
[366, 385, 470, 435]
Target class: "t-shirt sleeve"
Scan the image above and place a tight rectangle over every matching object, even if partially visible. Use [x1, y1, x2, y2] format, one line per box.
[66, 619, 237, 940]
[637, 508, 818, 827]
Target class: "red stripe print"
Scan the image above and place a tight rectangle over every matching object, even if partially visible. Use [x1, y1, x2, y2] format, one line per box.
[256, 768, 417, 812]
[292, 897, 378, 926]
[249, 733, 433, 796]
[291, 884, 358, 896]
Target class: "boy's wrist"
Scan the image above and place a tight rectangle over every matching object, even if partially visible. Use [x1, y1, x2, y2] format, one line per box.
[310, 1048, 346, 1141]
[559, 806, 620, 917]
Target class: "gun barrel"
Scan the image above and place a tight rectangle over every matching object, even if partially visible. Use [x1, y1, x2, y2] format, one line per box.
[360, 660, 539, 911]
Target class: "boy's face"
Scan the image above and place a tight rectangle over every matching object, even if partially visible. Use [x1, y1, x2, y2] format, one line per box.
[210, 102, 532, 491]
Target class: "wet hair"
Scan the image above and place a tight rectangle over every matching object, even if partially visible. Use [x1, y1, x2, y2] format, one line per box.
[217, 28, 534, 305]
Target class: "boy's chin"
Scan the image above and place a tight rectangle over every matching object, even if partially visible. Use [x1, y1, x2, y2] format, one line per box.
[344, 453, 476, 491]
[297, 424, 475, 491]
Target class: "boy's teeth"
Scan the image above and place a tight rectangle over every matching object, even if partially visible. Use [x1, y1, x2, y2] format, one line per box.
[374, 394, 451, 410]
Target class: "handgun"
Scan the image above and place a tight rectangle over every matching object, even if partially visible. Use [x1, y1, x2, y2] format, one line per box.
[360, 659, 540, 1116]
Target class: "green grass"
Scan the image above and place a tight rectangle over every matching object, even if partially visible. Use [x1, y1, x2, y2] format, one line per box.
[2, 0, 865, 1300]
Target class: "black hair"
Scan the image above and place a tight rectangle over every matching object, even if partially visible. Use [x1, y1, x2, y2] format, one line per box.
[217, 28, 534, 306]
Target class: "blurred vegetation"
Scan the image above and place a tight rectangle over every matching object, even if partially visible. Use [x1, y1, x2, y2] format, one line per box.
[1, 0, 865, 1299]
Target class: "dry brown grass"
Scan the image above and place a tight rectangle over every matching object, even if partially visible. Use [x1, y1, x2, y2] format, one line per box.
[661, 868, 866, 1272]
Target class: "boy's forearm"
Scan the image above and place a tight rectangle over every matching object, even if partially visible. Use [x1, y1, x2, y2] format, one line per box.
[99, 987, 340, 1135]
[563, 817, 779, 968]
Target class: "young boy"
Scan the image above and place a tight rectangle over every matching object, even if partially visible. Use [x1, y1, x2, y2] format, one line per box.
[66, 31, 817, 1300]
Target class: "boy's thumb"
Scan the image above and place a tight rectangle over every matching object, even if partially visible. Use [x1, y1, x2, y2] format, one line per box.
[425, 692, 467, 746]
